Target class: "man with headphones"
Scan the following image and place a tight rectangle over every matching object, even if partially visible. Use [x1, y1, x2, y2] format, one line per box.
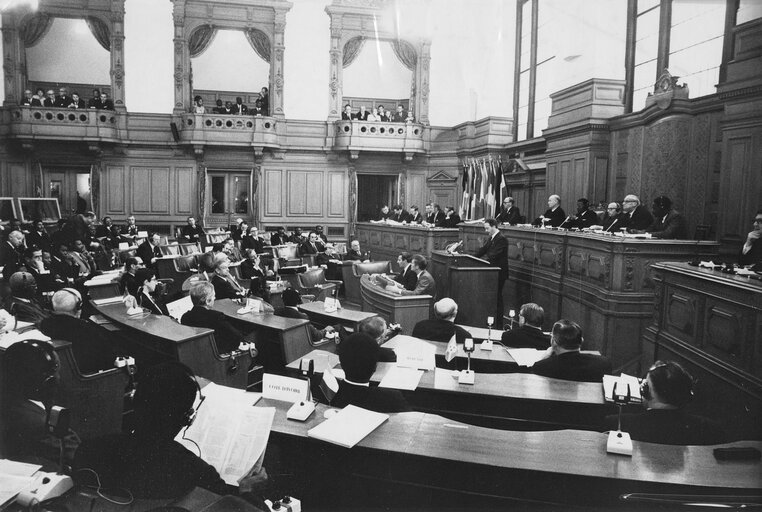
[6, 271, 51, 325]
[532, 319, 612, 382]
[604, 360, 727, 445]
[1, 339, 81, 468]
[73, 361, 269, 506]
[602, 202, 622, 232]
[39, 288, 118, 374]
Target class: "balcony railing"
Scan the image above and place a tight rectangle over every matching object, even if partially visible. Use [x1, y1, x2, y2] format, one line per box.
[178, 113, 281, 151]
[333, 120, 427, 160]
[1, 106, 120, 143]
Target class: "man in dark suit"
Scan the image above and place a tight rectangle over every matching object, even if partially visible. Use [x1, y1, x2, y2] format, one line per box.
[397, 255, 436, 296]
[121, 215, 140, 243]
[620, 194, 654, 231]
[741, 209, 762, 266]
[424, 203, 445, 226]
[87, 89, 100, 109]
[25, 220, 51, 252]
[341, 104, 353, 120]
[345, 240, 367, 262]
[7, 272, 51, 325]
[180, 216, 204, 244]
[42, 89, 56, 107]
[269, 226, 289, 246]
[233, 96, 248, 115]
[54, 87, 72, 108]
[394, 252, 417, 291]
[39, 288, 117, 374]
[565, 198, 599, 229]
[331, 333, 411, 413]
[95, 92, 114, 110]
[181, 281, 253, 354]
[299, 231, 329, 265]
[50, 243, 80, 289]
[389, 205, 410, 223]
[120, 257, 143, 297]
[1, 230, 25, 279]
[412, 298, 471, 344]
[274, 288, 336, 343]
[136, 233, 163, 268]
[357, 316, 397, 362]
[442, 206, 461, 228]
[378, 205, 391, 221]
[135, 267, 169, 316]
[501, 302, 550, 350]
[67, 92, 86, 109]
[495, 197, 522, 225]
[604, 361, 726, 445]
[407, 206, 423, 224]
[533, 195, 566, 227]
[210, 255, 247, 300]
[474, 218, 508, 327]
[532, 320, 612, 382]
[601, 202, 623, 232]
[642, 196, 688, 239]
[95, 216, 121, 249]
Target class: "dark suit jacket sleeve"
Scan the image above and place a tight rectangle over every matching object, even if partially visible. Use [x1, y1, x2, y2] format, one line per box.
[648, 213, 688, 239]
[136, 242, 153, 264]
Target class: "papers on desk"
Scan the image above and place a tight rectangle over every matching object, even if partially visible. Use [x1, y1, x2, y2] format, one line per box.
[167, 295, 194, 321]
[378, 366, 423, 390]
[0, 459, 41, 508]
[506, 348, 547, 367]
[92, 295, 124, 306]
[175, 383, 272, 486]
[603, 374, 643, 403]
[307, 405, 389, 448]
[460, 325, 503, 341]
[0, 329, 51, 349]
[395, 339, 436, 371]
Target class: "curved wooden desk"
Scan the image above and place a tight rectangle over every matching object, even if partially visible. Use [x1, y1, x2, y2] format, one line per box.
[359, 274, 432, 334]
[93, 302, 251, 389]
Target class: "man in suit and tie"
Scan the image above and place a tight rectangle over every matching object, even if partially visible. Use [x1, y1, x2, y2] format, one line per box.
[390, 205, 410, 223]
[741, 209, 762, 266]
[136, 233, 163, 268]
[54, 87, 72, 108]
[474, 218, 509, 328]
[501, 302, 550, 350]
[533, 195, 566, 227]
[442, 206, 461, 228]
[620, 194, 654, 231]
[407, 206, 423, 224]
[181, 281, 254, 354]
[424, 203, 445, 225]
[397, 254, 435, 296]
[42, 89, 56, 107]
[532, 319, 612, 382]
[495, 197, 522, 225]
[233, 97, 248, 115]
[181, 216, 204, 244]
[0, 230, 25, 279]
[412, 297, 471, 344]
[299, 231, 329, 265]
[642, 196, 688, 239]
[393, 252, 417, 291]
[210, 254, 247, 300]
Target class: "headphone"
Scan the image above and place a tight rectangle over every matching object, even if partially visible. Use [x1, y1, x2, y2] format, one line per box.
[641, 361, 694, 407]
[183, 373, 205, 428]
[59, 287, 83, 311]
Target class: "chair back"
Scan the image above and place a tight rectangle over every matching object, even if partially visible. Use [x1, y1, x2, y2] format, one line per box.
[298, 268, 327, 289]
[175, 254, 198, 272]
[274, 244, 298, 259]
[117, 248, 137, 264]
[179, 242, 201, 255]
[345, 260, 390, 305]
[352, 260, 391, 277]
[160, 244, 180, 256]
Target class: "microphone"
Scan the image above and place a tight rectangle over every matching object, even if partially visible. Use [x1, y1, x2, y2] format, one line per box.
[558, 216, 572, 229]
[604, 218, 619, 233]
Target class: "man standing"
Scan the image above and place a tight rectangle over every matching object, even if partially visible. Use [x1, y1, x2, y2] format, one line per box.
[533, 195, 566, 227]
[620, 194, 654, 231]
[496, 197, 521, 225]
[741, 209, 762, 266]
[474, 218, 508, 327]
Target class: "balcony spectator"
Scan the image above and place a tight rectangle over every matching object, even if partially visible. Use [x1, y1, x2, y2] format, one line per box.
[367, 106, 380, 122]
[67, 92, 86, 109]
[377, 105, 389, 122]
[252, 99, 265, 116]
[43, 90, 56, 107]
[341, 104, 353, 120]
[259, 87, 269, 115]
[22, 89, 38, 106]
[233, 96, 248, 115]
[222, 101, 234, 115]
[55, 87, 71, 108]
[406, 109, 415, 123]
[354, 105, 370, 121]
[407, 205, 423, 224]
[211, 99, 223, 114]
[33, 88, 45, 105]
[392, 104, 407, 123]
[96, 92, 114, 110]
[88, 89, 100, 109]
[192, 95, 205, 114]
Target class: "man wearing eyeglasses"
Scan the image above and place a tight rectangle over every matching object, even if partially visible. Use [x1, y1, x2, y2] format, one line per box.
[42, 89, 56, 107]
[54, 87, 71, 108]
[496, 197, 522, 225]
[741, 209, 762, 266]
[619, 194, 654, 231]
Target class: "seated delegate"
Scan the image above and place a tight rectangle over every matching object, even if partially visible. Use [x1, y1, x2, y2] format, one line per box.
[532, 319, 612, 382]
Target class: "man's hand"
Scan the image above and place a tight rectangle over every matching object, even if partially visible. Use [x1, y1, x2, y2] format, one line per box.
[238, 466, 268, 494]
[747, 230, 761, 243]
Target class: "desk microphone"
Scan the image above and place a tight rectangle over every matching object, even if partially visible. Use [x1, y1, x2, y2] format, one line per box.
[606, 380, 633, 456]
[459, 338, 475, 385]
[604, 218, 619, 233]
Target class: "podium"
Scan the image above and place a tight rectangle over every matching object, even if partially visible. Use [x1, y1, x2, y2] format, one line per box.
[429, 250, 500, 326]
[359, 274, 432, 334]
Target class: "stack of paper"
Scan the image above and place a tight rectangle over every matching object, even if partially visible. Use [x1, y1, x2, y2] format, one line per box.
[506, 348, 547, 367]
[307, 405, 389, 448]
[378, 366, 423, 390]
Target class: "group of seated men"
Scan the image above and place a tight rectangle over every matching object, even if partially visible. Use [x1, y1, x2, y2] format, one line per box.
[22, 86, 114, 110]
[193, 87, 270, 116]
[341, 103, 412, 123]
[376, 202, 462, 228]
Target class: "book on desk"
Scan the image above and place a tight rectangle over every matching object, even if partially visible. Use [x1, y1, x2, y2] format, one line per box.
[307, 405, 389, 448]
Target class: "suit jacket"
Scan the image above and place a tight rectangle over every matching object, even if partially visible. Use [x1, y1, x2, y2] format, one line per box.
[137, 240, 162, 266]
[68, 98, 86, 109]
[535, 207, 566, 227]
[50, 255, 78, 285]
[620, 205, 654, 231]
[241, 236, 266, 254]
[501, 325, 550, 350]
[25, 230, 52, 251]
[496, 207, 521, 225]
[233, 103, 248, 115]
[567, 209, 599, 229]
[647, 211, 688, 239]
[211, 273, 246, 300]
[475, 232, 509, 277]
[181, 305, 244, 353]
[408, 212, 423, 224]
[274, 306, 324, 342]
[69, 251, 94, 275]
[353, 110, 369, 121]
[4, 399, 80, 468]
[39, 314, 117, 374]
[331, 381, 411, 413]
[390, 211, 411, 223]
[120, 271, 139, 297]
[401, 270, 435, 296]
[42, 98, 56, 107]
[602, 214, 623, 232]
[412, 319, 471, 344]
[7, 297, 51, 325]
[532, 351, 612, 382]
[604, 409, 726, 446]
[442, 214, 461, 228]
[392, 111, 407, 122]
[0, 241, 22, 270]
[138, 290, 169, 316]
[426, 211, 445, 225]
[54, 95, 72, 108]
[269, 233, 289, 246]
[740, 237, 762, 266]
[180, 224, 204, 243]
[394, 265, 418, 291]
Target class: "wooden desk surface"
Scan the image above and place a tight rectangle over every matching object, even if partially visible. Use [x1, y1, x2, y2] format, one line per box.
[259, 397, 762, 492]
[212, 298, 309, 331]
[298, 300, 378, 324]
[384, 334, 518, 363]
[95, 302, 213, 343]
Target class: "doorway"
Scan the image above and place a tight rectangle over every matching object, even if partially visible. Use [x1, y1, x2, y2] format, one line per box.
[357, 174, 397, 222]
[45, 167, 91, 217]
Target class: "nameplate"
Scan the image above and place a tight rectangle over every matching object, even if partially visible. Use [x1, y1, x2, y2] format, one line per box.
[395, 340, 436, 371]
[262, 374, 309, 403]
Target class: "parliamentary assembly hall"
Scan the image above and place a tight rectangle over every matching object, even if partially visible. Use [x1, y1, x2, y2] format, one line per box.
[0, 0, 760, 509]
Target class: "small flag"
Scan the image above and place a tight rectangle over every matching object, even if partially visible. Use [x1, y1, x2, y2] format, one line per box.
[445, 334, 458, 363]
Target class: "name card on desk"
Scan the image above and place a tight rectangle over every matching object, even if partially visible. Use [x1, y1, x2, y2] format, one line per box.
[395, 340, 436, 371]
[262, 374, 309, 403]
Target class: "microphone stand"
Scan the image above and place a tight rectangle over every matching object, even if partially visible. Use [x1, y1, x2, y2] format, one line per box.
[607, 381, 633, 456]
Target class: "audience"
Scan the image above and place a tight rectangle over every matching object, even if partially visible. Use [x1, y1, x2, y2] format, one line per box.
[67, 92, 86, 109]
[532, 319, 612, 382]
[331, 333, 411, 413]
[6, 271, 50, 324]
[96, 91, 115, 110]
[604, 360, 726, 445]
[299, 231, 329, 265]
[137, 232, 163, 268]
[342, 104, 353, 120]
[357, 315, 397, 362]
[259, 86, 269, 116]
[233, 96, 248, 115]
[181, 281, 254, 354]
[42, 89, 56, 107]
[270, 226, 289, 246]
[211, 254, 247, 300]
[192, 95, 205, 114]
[54, 87, 71, 108]
[412, 297, 470, 344]
[391, 104, 407, 122]
[181, 216, 205, 244]
[501, 303, 550, 350]
[345, 240, 368, 262]
[377, 105, 389, 121]
[241, 225, 266, 253]
[88, 89, 101, 109]
[122, 215, 140, 242]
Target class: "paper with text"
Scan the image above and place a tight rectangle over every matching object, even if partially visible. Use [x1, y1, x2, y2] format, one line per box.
[378, 366, 423, 390]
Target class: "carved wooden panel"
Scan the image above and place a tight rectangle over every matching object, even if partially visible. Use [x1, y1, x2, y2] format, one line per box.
[406, 172, 427, 209]
[327, 172, 345, 218]
[150, 168, 170, 214]
[9, 162, 28, 197]
[665, 290, 697, 339]
[305, 173, 322, 216]
[175, 167, 194, 215]
[264, 169, 282, 217]
[287, 171, 322, 217]
[105, 165, 125, 214]
[131, 168, 151, 213]
[720, 137, 751, 240]
[704, 301, 746, 367]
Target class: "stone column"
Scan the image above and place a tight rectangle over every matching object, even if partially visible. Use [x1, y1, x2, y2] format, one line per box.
[172, 0, 191, 115]
[1, 11, 25, 106]
[271, 12, 287, 118]
[327, 23, 343, 120]
[109, 2, 126, 111]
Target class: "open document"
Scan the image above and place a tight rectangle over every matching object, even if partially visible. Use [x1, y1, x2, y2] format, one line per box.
[175, 383, 274, 486]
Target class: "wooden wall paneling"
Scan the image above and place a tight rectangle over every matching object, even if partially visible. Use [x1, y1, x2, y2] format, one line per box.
[9, 162, 29, 197]
[559, 159, 570, 206]
[719, 136, 751, 241]
[305, 172, 322, 216]
[104, 165, 125, 215]
[406, 171, 427, 209]
[264, 169, 283, 217]
[287, 172, 307, 216]
[131, 167, 151, 213]
[593, 156, 608, 204]
[327, 172, 345, 218]
[175, 167, 194, 215]
[150, 168, 170, 214]
[573, 156, 586, 203]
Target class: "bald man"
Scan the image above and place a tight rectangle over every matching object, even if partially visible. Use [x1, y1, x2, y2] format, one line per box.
[533, 195, 566, 227]
[39, 288, 117, 374]
[412, 297, 471, 344]
[619, 194, 654, 231]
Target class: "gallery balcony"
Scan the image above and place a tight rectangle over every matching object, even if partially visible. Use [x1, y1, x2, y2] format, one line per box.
[1, 106, 121, 149]
[177, 113, 282, 157]
[332, 120, 427, 161]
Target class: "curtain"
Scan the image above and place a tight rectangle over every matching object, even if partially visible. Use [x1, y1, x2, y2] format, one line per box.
[189, 25, 217, 58]
[342, 37, 366, 68]
[19, 13, 52, 47]
[244, 29, 271, 63]
[391, 39, 417, 70]
[86, 16, 111, 51]
[90, 163, 100, 215]
[198, 166, 207, 224]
